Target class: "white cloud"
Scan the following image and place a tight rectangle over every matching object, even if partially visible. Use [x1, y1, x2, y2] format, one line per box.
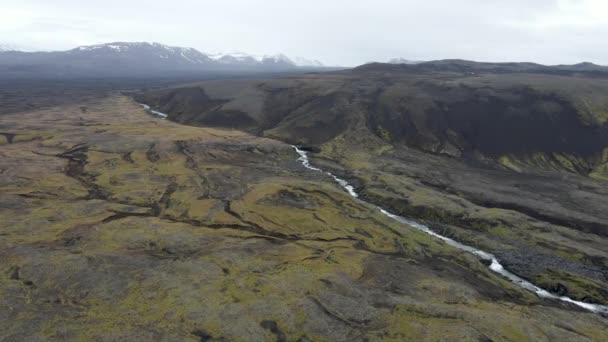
[0, 0, 607, 65]
[503, 0, 608, 30]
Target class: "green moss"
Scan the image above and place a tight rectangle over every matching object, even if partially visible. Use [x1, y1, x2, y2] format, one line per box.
[532, 270, 608, 303]
[577, 97, 608, 125]
[376, 126, 392, 142]
[590, 148, 608, 179]
[12, 131, 54, 144]
[552, 153, 580, 173]
[498, 155, 522, 172]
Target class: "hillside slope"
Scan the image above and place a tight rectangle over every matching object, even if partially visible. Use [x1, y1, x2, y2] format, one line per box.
[135, 64, 608, 177]
[135, 62, 608, 304]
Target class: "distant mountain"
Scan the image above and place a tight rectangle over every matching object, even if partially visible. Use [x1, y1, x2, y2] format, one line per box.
[0, 44, 24, 52]
[208, 52, 261, 66]
[292, 56, 324, 67]
[388, 57, 423, 65]
[354, 59, 608, 76]
[0, 42, 330, 78]
[555, 62, 607, 72]
[207, 52, 324, 68]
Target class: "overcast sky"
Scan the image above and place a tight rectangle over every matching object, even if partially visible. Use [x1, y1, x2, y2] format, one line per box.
[1, 0, 607, 66]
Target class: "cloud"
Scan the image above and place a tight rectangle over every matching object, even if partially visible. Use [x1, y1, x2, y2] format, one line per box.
[0, 0, 607, 65]
[502, 0, 608, 30]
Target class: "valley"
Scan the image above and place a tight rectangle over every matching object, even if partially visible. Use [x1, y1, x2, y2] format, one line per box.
[4, 0, 608, 340]
[1, 88, 607, 340]
[135, 63, 608, 307]
[2, 61, 608, 340]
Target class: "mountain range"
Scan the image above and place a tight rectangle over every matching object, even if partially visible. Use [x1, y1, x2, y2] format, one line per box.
[0, 42, 331, 78]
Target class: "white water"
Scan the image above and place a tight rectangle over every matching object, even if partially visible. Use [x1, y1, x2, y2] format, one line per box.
[293, 146, 608, 315]
[139, 103, 168, 119]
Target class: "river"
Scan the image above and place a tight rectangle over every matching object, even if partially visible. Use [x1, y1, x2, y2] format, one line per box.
[293, 146, 608, 316]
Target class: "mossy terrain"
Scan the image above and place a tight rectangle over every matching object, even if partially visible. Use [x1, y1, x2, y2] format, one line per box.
[135, 67, 608, 310]
[2, 96, 608, 340]
[313, 128, 608, 306]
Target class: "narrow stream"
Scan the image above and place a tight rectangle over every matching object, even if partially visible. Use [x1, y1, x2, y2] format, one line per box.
[140, 103, 168, 119]
[293, 146, 608, 315]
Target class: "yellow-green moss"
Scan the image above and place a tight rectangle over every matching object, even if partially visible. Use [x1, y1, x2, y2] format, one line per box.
[499, 155, 522, 172]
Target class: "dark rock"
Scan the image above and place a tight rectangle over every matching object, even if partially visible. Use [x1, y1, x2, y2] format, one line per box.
[192, 329, 213, 342]
[260, 320, 286, 342]
[551, 283, 569, 296]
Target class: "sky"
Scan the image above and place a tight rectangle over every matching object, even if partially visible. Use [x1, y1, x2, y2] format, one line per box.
[1, 0, 607, 66]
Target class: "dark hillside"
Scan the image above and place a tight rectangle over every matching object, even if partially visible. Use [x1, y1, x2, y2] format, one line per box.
[135, 63, 608, 176]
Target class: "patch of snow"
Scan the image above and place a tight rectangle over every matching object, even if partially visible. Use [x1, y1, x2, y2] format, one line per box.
[208, 52, 265, 63]
[107, 44, 124, 51]
[262, 54, 294, 65]
[0, 44, 27, 52]
[77, 45, 102, 51]
[388, 58, 424, 65]
[293, 56, 324, 67]
[180, 51, 196, 63]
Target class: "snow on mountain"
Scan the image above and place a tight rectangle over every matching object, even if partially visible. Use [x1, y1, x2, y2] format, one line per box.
[70, 42, 212, 65]
[0, 42, 331, 77]
[208, 52, 313, 67]
[69, 43, 307, 68]
[208, 52, 262, 65]
[2, 42, 326, 69]
[292, 56, 324, 67]
[388, 58, 424, 65]
[0, 44, 25, 52]
[206, 51, 324, 67]
[261, 54, 292, 63]
[1, 42, 327, 69]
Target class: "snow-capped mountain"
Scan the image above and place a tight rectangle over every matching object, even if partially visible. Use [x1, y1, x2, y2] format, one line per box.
[0, 42, 330, 78]
[208, 52, 324, 68]
[64, 42, 215, 70]
[0, 44, 24, 52]
[208, 52, 261, 65]
[292, 56, 324, 67]
[71, 42, 212, 64]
